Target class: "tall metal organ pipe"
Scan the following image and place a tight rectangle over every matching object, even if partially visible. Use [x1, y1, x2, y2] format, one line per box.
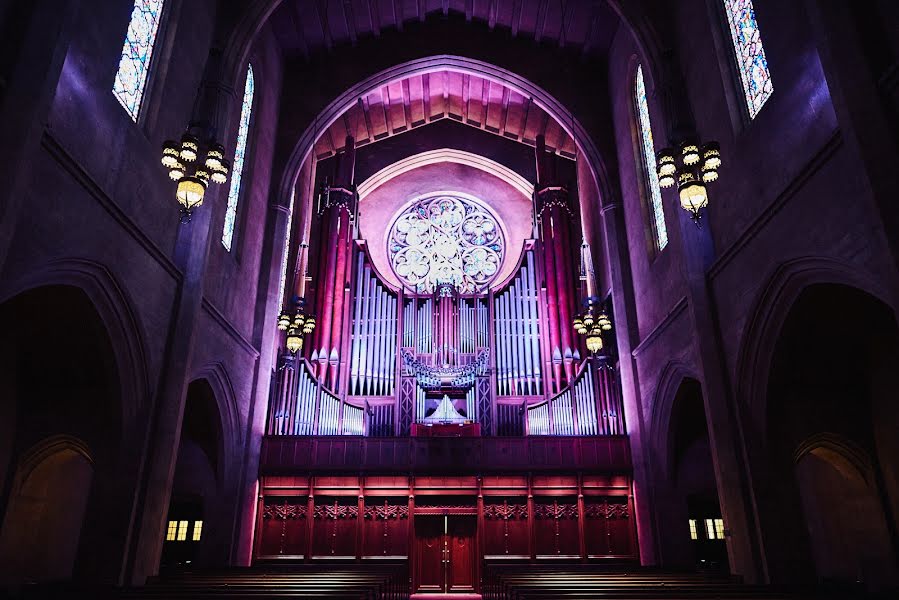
[535, 134, 576, 389]
[312, 136, 356, 389]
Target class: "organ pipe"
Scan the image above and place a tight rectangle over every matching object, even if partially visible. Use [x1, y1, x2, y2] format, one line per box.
[348, 253, 397, 397]
[494, 250, 543, 397]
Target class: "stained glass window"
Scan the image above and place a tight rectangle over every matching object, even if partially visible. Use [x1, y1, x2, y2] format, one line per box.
[388, 193, 505, 294]
[112, 0, 165, 121]
[635, 65, 668, 250]
[222, 65, 255, 251]
[724, 0, 773, 119]
[276, 190, 295, 311]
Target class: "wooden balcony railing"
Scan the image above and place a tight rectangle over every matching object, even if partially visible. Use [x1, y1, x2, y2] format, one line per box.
[260, 435, 631, 474]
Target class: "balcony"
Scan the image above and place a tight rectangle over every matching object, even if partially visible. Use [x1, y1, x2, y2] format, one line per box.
[259, 435, 632, 474]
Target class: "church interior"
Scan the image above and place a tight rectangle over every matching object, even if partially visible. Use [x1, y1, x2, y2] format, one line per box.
[1, 0, 898, 598]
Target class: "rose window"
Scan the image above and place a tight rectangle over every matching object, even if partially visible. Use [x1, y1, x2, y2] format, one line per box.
[388, 194, 505, 293]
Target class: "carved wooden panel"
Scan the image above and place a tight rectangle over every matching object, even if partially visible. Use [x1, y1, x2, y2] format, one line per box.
[311, 497, 359, 557]
[258, 497, 308, 557]
[584, 497, 632, 557]
[534, 498, 580, 557]
[483, 498, 529, 557]
[414, 516, 445, 593]
[362, 498, 409, 558]
[448, 516, 477, 592]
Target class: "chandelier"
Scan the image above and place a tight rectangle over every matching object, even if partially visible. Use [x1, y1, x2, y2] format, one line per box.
[655, 141, 721, 222]
[277, 300, 316, 354]
[161, 127, 231, 223]
[573, 300, 613, 355]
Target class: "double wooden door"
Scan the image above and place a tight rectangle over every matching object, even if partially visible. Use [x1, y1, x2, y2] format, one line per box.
[414, 515, 477, 593]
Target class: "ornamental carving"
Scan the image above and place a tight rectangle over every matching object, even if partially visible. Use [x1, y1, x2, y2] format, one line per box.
[534, 501, 579, 520]
[262, 499, 306, 520]
[313, 501, 359, 520]
[585, 501, 629, 520]
[364, 502, 409, 520]
[388, 194, 504, 294]
[484, 502, 528, 520]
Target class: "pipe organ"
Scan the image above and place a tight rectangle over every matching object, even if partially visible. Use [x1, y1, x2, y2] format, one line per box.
[493, 250, 543, 397]
[269, 136, 625, 440]
[349, 252, 398, 397]
[260, 135, 640, 585]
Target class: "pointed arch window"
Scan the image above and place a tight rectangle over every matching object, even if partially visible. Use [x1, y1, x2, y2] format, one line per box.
[113, 0, 165, 120]
[723, 0, 773, 119]
[635, 65, 668, 251]
[222, 65, 255, 251]
[276, 190, 296, 312]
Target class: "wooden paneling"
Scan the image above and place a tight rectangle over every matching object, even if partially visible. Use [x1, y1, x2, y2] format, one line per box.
[312, 497, 359, 557]
[533, 497, 580, 557]
[584, 496, 632, 558]
[310, 71, 577, 160]
[261, 435, 632, 473]
[362, 497, 410, 557]
[483, 498, 529, 558]
[257, 496, 308, 558]
[254, 474, 637, 565]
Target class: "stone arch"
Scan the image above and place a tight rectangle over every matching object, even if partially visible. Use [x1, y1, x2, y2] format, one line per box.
[751, 275, 899, 585]
[0, 436, 94, 584]
[0, 276, 141, 583]
[793, 433, 874, 486]
[0, 258, 150, 434]
[274, 55, 616, 208]
[162, 365, 240, 569]
[734, 256, 894, 441]
[219, 0, 669, 113]
[650, 361, 701, 479]
[792, 433, 897, 586]
[189, 362, 241, 489]
[649, 364, 727, 570]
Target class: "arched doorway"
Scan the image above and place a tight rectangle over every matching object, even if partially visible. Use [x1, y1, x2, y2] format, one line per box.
[657, 377, 728, 572]
[762, 283, 899, 587]
[161, 379, 224, 569]
[0, 439, 93, 583]
[0, 285, 121, 584]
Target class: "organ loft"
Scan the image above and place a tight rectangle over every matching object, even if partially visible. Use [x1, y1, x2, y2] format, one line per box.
[1, 1, 898, 598]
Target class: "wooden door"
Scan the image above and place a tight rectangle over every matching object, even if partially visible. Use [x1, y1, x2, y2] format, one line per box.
[413, 515, 478, 593]
[447, 516, 477, 592]
[414, 516, 445, 593]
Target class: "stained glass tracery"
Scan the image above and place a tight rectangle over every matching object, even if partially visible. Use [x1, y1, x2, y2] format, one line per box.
[388, 194, 505, 294]
[222, 65, 255, 251]
[113, 0, 165, 121]
[635, 65, 668, 250]
[724, 0, 773, 119]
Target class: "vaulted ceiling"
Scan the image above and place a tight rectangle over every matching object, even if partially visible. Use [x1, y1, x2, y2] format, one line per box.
[312, 70, 577, 160]
[270, 0, 621, 60]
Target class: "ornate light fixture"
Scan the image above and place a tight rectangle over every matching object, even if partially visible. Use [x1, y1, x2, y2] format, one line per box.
[277, 299, 316, 354]
[161, 128, 231, 223]
[656, 141, 721, 222]
[573, 299, 613, 355]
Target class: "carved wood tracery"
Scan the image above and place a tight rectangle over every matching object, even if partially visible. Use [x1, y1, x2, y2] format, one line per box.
[484, 499, 528, 555]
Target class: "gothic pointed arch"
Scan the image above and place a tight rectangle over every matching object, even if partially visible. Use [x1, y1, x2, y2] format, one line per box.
[649, 362, 702, 482]
[189, 362, 241, 489]
[0, 258, 150, 435]
[733, 256, 895, 441]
